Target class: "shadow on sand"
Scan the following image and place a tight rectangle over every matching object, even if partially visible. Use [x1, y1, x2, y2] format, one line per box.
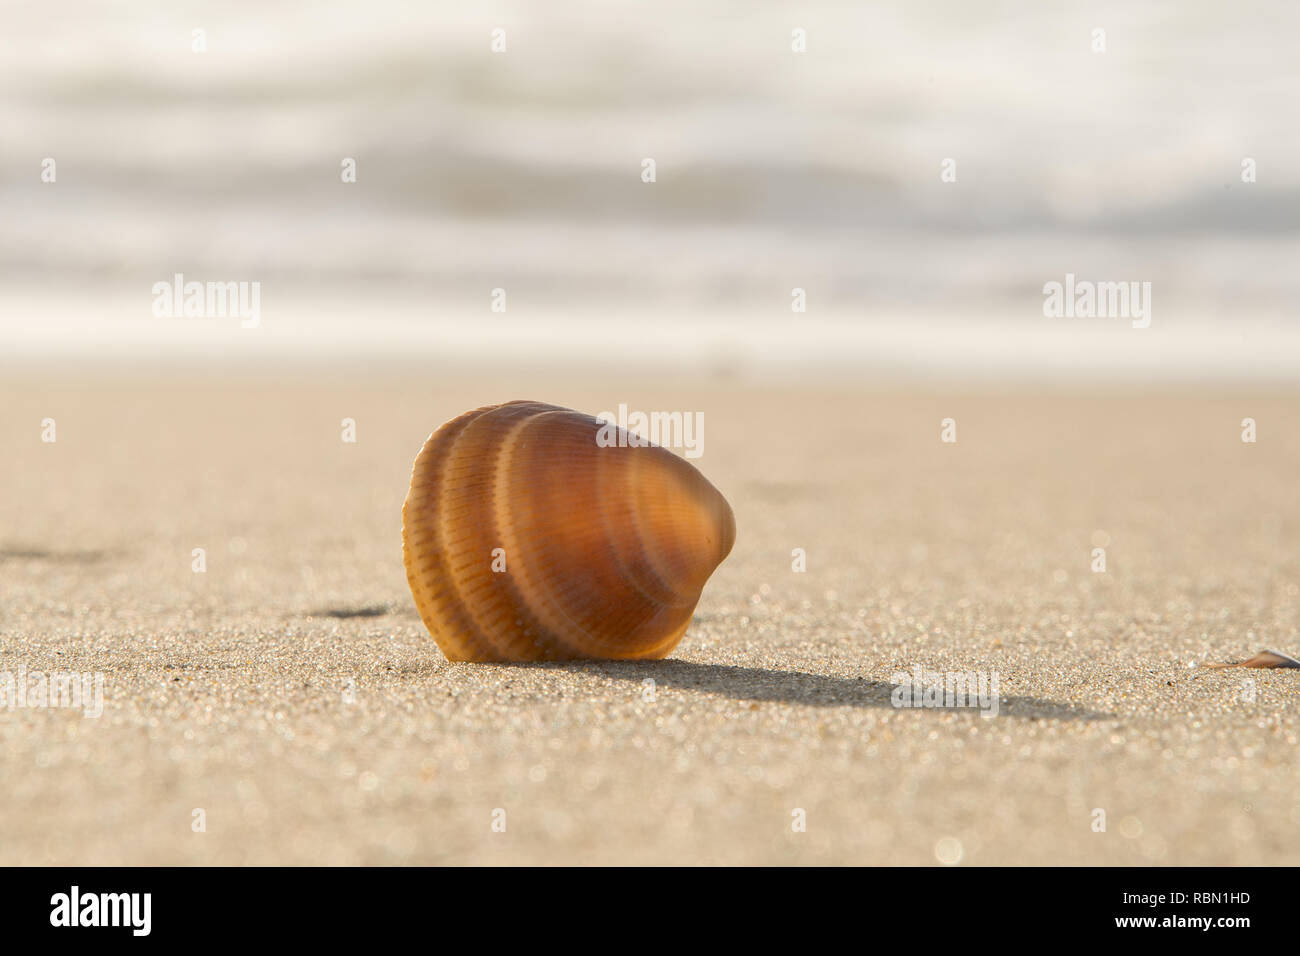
[309, 604, 392, 619]
[0, 547, 117, 563]
[499, 658, 1114, 722]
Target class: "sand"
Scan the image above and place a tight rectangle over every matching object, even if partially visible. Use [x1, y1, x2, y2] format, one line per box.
[1, 371, 1297, 865]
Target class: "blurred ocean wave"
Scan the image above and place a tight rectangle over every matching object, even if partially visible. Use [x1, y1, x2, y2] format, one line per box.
[2, 0, 1298, 371]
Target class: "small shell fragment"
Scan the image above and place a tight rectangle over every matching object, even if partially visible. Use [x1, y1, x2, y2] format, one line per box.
[1199, 648, 1300, 670]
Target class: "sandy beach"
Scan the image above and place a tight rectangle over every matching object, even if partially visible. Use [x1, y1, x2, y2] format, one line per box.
[1, 370, 1296, 865]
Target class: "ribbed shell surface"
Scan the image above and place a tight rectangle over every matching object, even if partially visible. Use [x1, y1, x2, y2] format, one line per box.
[401, 401, 736, 661]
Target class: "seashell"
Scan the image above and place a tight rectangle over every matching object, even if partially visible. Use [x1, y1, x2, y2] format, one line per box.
[401, 401, 736, 661]
[1200, 648, 1300, 670]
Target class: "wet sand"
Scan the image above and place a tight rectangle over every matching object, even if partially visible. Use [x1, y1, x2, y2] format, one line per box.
[1, 371, 1297, 864]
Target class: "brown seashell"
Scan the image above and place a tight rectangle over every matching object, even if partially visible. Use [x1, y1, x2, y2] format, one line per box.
[401, 401, 736, 661]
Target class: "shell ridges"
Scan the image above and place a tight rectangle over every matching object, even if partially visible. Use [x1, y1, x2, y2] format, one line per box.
[401, 401, 735, 661]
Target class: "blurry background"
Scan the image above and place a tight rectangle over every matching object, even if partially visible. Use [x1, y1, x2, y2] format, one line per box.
[3, 0, 1299, 379]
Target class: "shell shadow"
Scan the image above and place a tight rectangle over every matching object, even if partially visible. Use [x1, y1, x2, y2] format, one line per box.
[0, 547, 117, 563]
[523, 659, 1114, 721]
[308, 604, 391, 619]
